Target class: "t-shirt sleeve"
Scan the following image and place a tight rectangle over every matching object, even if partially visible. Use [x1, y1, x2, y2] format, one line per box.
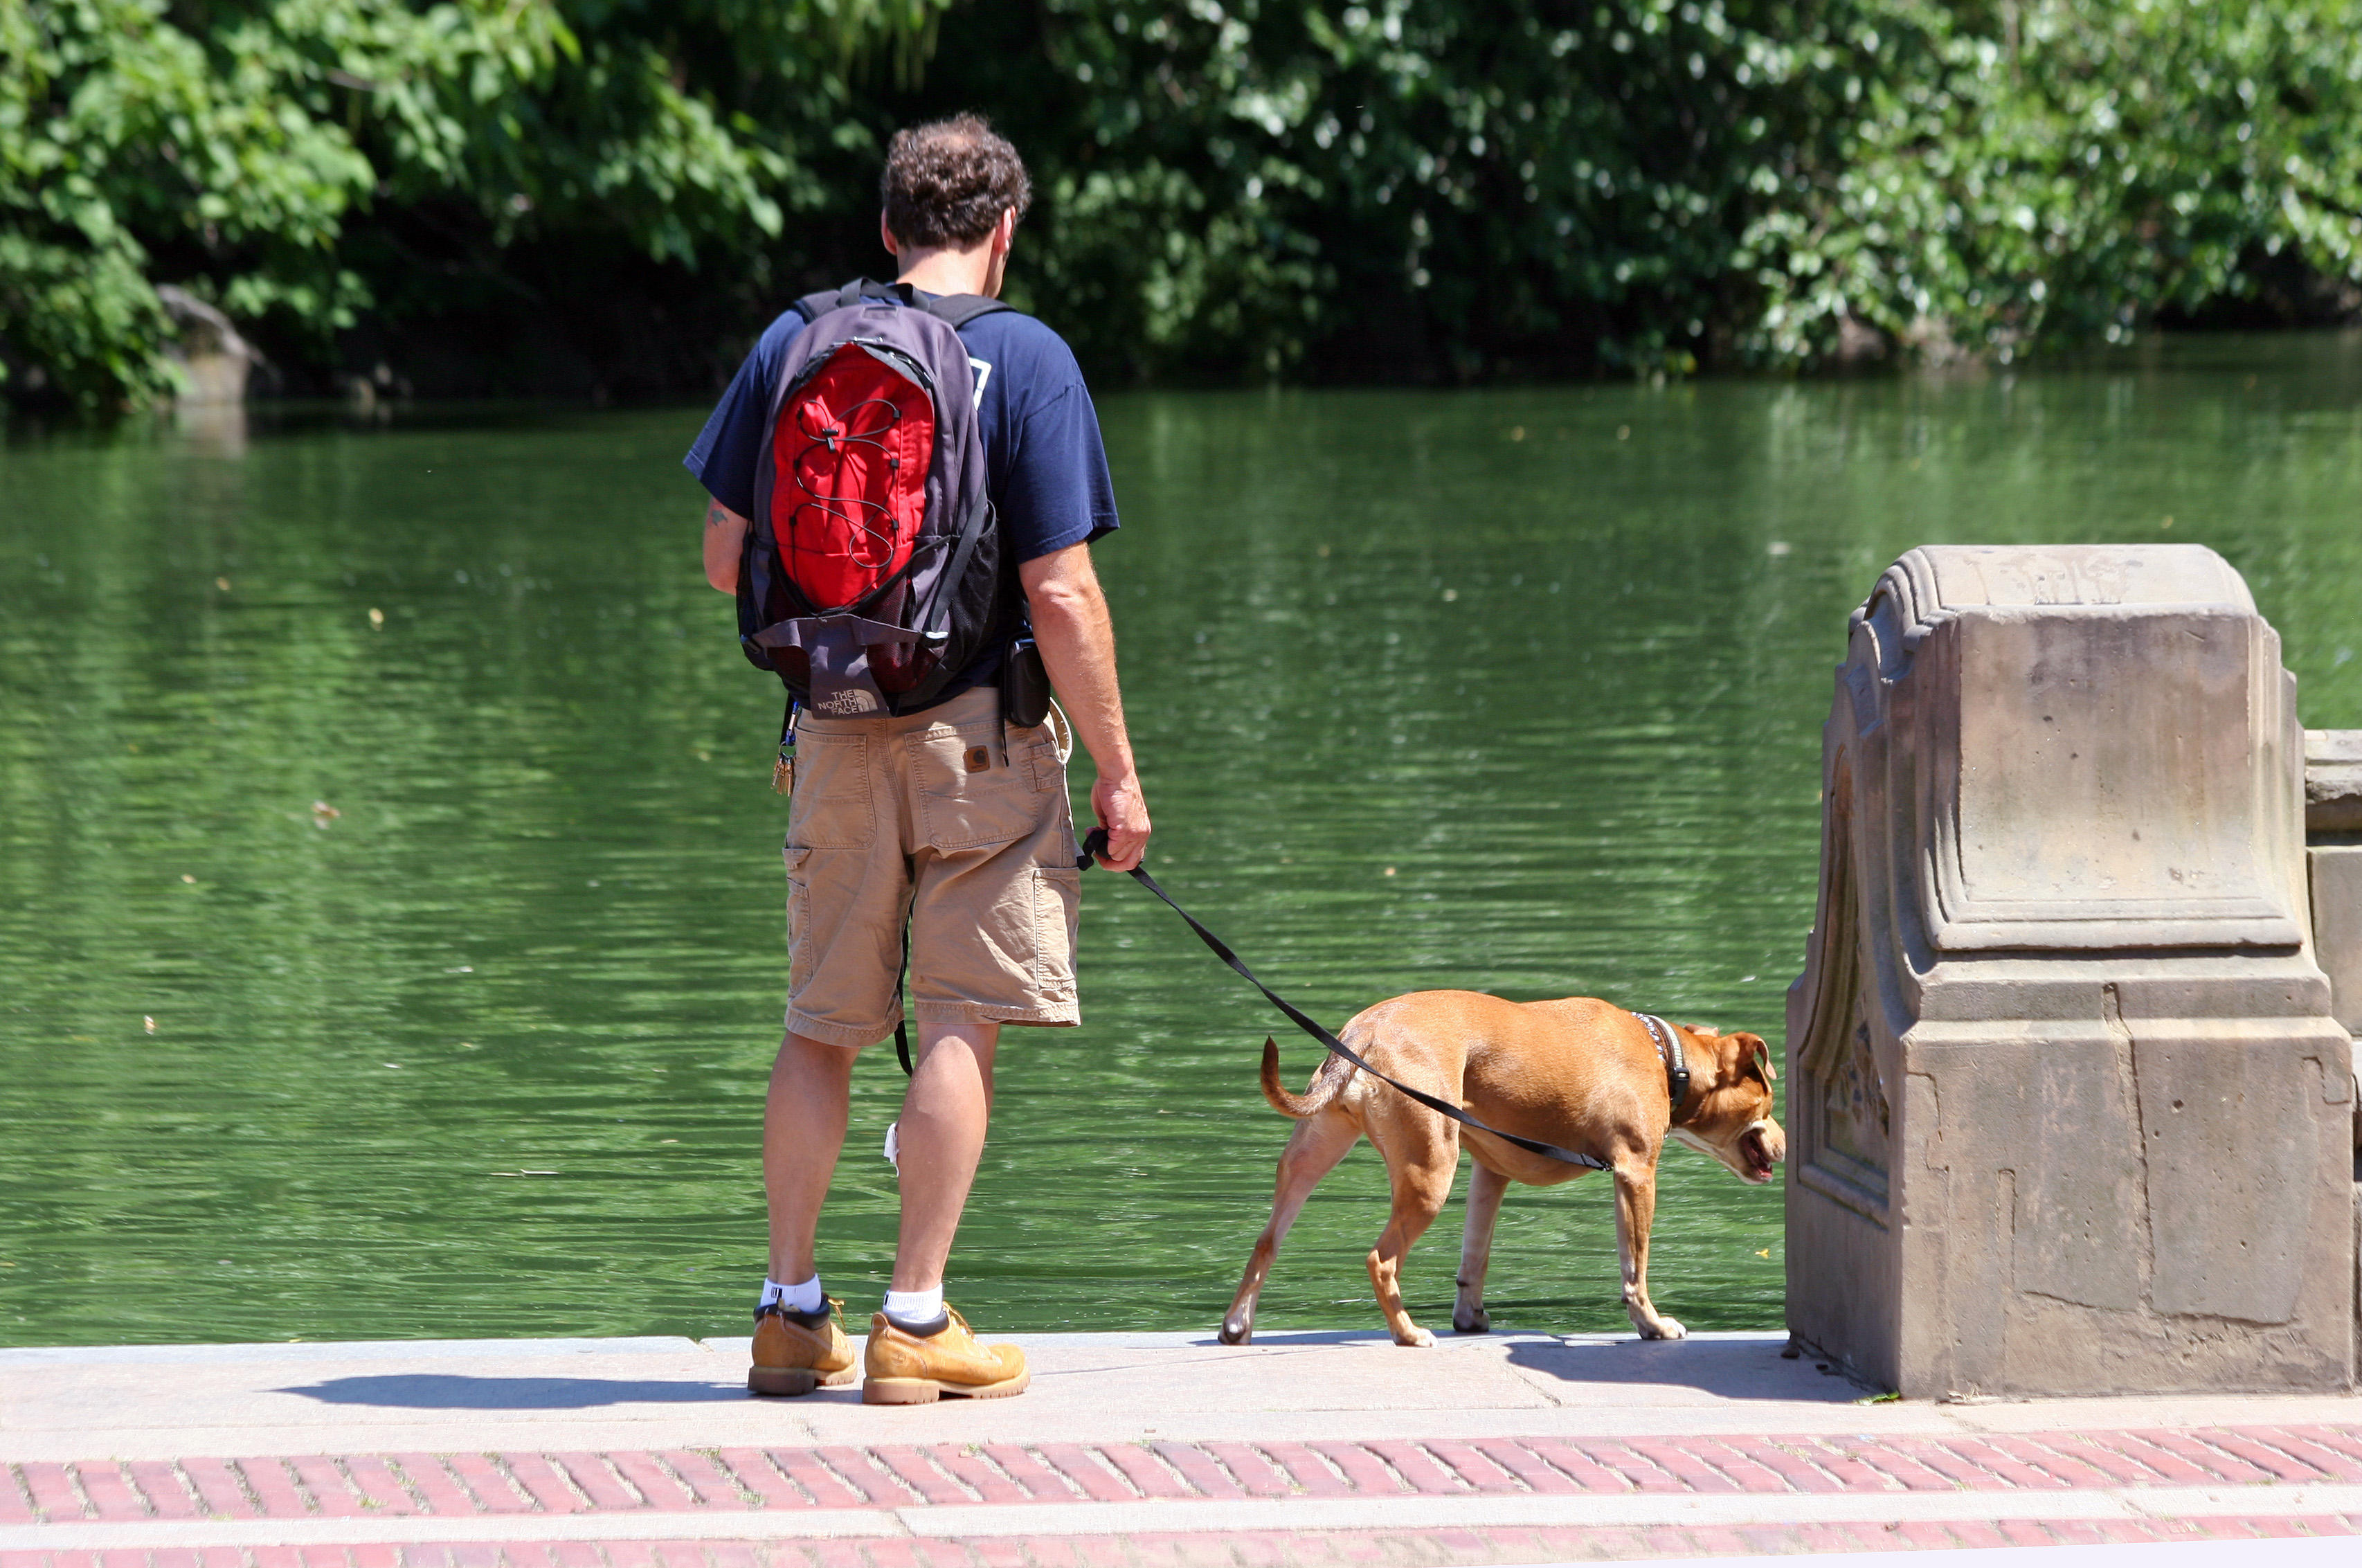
[683, 323, 787, 519]
[999, 381, 1120, 564]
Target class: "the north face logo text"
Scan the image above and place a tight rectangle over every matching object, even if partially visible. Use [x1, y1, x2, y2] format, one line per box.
[818, 688, 878, 716]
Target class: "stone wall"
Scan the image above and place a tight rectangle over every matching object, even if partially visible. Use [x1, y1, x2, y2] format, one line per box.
[1786, 546, 2355, 1398]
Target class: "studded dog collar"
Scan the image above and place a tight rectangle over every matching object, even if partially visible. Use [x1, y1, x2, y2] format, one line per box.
[1636, 1013, 1690, 1124]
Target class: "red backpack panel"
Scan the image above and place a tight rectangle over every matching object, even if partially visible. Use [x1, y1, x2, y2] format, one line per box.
[768, 341, 935, 612]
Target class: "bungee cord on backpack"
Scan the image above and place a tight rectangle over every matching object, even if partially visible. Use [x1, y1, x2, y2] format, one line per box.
[789, 392, 910, 579]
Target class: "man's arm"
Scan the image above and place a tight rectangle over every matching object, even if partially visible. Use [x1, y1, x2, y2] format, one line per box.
[703, 498, 751, 592]
[1020, 541, 1150, 871]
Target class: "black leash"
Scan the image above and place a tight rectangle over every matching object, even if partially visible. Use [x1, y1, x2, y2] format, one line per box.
[1075, 829, 1614, 1172]
[892, 919, 914, 1075]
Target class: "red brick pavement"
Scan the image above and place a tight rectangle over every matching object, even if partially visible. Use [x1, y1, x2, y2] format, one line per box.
[0, 1513, 2358, 1566]
[8, 1427, 2362, 1565]
[13, 1426, 2362, 1527]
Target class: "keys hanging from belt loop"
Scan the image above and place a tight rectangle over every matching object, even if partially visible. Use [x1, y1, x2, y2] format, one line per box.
[773, 696, 800, 795]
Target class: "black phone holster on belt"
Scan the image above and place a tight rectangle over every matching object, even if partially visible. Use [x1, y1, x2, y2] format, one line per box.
[1001, 636, 1052, 728]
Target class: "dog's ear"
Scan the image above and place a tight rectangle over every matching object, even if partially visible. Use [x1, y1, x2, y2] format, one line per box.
[1679, 1022, 1719, 1039]
[1732, 1032, 1774, 1082]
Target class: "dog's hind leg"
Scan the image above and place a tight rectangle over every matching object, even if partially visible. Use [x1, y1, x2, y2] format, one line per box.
[1452, 1161, 1509, 1334]
[1219, 1110, 1359, 1345]
[1365, 1121, 1459, 1348]
[1612, 1160, 1685, 1340]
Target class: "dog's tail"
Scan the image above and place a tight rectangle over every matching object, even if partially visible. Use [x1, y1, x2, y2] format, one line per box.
[1259, 1036, 1353, 1119]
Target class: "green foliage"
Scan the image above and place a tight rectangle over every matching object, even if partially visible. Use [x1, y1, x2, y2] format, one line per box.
[1738, 0, 2362, 363]
[957, 0, 2362, 378]
[0, 0, 933, 411]
[9, 0, 2362, 406]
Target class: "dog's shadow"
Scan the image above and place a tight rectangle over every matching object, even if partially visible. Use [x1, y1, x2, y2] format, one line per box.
[1504, 1335, 1875, 1402]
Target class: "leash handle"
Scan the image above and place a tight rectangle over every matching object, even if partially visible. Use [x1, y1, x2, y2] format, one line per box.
[1074, 829, 1611, 1172]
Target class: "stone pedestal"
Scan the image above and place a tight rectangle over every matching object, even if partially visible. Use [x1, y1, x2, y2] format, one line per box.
[1786, 545, 2354, 1398]
[157, 283, 258, 407]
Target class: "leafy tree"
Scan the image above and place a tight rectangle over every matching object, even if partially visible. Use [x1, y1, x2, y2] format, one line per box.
[1738, 0, 2362, 362]
[9, 0, 2362, 408]
[0, 0, 929, 411]
[925, 0, 2362, 379]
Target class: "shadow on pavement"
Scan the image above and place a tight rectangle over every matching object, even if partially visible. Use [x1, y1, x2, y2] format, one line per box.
[1506, 1337, 1869, 1402]
[278, 1374, 743, 1409]
[1176, 1330, 1427, 1348]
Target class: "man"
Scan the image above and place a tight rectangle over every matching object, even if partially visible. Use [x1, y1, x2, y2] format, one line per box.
[683, 114, 1150, 1405]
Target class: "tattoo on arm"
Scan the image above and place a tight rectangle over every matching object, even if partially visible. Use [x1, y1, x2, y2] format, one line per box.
[707, 501, 730, 529]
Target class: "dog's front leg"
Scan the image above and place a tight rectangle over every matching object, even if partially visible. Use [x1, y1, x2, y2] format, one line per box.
[1365, 1128, 1457, 1347]
[1453, 1162, 1509, 1333]
[1612, 1161, 1685, 1340]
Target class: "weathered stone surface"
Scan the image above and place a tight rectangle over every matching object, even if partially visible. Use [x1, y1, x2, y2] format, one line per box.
[2308, 729, 2362, 833]
[157, 284, 260, 407]
[1787, 544, 2353, 1398]
[2309, 845, 2362, 1039]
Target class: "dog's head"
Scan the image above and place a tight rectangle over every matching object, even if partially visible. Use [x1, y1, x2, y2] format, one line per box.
[1666, 1026, 1785, 1184]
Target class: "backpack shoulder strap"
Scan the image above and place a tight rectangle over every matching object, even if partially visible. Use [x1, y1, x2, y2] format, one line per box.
[793, 280, 1013, 331]
[921, 294, 1015, 329]
[791, 278, 905, 324]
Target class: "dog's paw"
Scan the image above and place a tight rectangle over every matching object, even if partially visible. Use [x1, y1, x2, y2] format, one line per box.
[1639, 1315, 1687, 1341]
[1395, 1325, 1437, 1348]
[1217, 1318, 1252, 1346]
[1452, 1307, 1491, 1334]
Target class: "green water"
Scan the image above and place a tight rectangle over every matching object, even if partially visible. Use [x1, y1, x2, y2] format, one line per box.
[6, 335, 2362, 1347]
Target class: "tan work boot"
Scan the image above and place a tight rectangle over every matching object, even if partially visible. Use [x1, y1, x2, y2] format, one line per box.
[862, 1306, 1030, 1405]
[748, 1299, 856, 1396]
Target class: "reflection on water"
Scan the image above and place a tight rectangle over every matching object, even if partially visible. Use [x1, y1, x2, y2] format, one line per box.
[5, 334, 2362, 1345]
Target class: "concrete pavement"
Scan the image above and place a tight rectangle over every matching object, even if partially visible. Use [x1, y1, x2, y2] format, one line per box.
[4, 1329, 2361, 1563]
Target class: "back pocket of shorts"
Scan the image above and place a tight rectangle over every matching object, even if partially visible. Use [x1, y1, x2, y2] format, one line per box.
[913, 729, 1043, 851]
[787, 732, 872, 849]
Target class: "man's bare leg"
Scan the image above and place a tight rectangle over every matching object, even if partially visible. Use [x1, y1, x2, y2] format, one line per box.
[890, 1019, 998, 1291]
[762, 1031, 857, 1285]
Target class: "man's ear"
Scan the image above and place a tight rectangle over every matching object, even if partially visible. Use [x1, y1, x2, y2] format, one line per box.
[1733, 1032, 1773, 1081]
[879, 210, 901, 258]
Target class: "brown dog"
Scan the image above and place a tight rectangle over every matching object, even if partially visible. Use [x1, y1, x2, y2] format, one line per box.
[1218, 991, 1785, 1346]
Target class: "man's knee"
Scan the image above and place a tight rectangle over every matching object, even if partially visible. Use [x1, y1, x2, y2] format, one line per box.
[912, 1019, 998, 1071]
[775, 1029, 863, 1081]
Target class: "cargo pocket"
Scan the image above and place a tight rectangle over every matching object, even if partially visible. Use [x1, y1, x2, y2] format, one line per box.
[914, 727, 1043, 851]
[784, 844, 816, 995]
[786, 732, 872, 849]
[1033, 866, 1080, 997]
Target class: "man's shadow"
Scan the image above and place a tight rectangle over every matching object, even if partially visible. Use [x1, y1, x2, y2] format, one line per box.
[278, 1375, 743, 1409]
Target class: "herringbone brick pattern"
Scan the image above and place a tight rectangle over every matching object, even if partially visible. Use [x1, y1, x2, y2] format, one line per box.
[9, 1425, 2362, 1525]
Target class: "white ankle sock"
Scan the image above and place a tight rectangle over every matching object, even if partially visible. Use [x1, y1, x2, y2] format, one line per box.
[882, 1286, 944, 1324]
[762, 1275, 824, 1314]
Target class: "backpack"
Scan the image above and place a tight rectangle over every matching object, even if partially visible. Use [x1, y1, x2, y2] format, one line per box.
[737, 279, 1015, 719]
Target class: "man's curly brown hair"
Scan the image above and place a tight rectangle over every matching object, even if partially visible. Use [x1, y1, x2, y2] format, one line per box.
[881, 114, 1032, 249]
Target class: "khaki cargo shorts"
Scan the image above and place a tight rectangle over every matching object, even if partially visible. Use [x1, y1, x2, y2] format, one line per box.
[784, 685, 1082, 1046]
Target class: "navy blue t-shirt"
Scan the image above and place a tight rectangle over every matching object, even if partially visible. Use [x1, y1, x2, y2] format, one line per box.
[684, 291, 1119, 708]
